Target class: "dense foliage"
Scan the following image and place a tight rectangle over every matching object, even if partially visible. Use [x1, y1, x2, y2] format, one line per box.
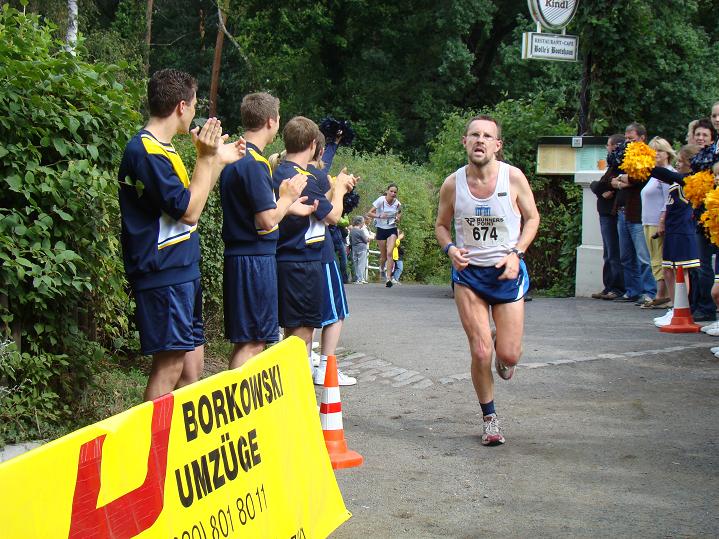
[0, 6, 142, 443]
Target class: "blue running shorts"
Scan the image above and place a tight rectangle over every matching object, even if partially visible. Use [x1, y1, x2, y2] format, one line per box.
[451, 261, 530, 305]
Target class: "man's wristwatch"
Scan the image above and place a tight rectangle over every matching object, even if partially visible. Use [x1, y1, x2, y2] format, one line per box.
[509, 247, 525, 260]
[443, 242, 455, 255]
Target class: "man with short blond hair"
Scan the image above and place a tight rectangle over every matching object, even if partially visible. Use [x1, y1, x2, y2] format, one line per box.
[435, 114, 540, 445]
[220, 93, 310, 369]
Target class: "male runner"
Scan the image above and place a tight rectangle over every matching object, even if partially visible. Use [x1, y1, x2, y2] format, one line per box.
[435, 114, 540, 445]
[118, 68, 244, 400]
[220, 92, 310, 369]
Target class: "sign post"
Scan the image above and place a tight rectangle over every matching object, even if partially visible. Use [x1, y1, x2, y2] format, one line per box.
[523, 0, 579, 62]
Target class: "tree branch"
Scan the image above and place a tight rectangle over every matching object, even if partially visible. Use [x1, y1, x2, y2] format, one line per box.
[217, 5, 252, 75]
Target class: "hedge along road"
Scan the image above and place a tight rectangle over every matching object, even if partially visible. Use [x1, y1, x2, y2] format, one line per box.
[326, 283, 719, 538]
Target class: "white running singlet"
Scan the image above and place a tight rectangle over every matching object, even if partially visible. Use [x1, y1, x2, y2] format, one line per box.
[453, 162, 521, 267]
[372, 196, 401, 229]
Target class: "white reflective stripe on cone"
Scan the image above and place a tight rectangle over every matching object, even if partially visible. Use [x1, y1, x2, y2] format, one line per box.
[674, 283, 689, 309]
[321, 387, 341, 403]
[320, 412, 343, 431]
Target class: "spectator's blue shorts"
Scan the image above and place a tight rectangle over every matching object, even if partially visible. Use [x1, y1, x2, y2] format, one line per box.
[224, 255, 280, 344]
[134, 278, 205, 355]
[321, 260, 349, 327]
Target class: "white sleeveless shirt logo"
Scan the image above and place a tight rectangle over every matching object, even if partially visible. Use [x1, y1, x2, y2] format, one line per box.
[454, 162, 521, 266]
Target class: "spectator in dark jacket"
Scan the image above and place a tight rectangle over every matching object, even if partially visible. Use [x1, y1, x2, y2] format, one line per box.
[590, 133, 626, 300]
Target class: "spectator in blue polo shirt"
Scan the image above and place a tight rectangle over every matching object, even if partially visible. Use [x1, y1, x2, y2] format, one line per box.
[308, 133, 357, 386]
[272, 117, 356, 370]
[219, 92, 311, 369]
[118, 68, 244, 401]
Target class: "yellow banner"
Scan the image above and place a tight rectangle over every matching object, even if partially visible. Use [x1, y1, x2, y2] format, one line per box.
[0, 337, 350, 538]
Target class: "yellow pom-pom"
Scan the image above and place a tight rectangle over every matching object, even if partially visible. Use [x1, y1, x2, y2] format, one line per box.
[701, 187, 719, 247]
[619, 141, 656, 182]
[684, 169, 715, 209]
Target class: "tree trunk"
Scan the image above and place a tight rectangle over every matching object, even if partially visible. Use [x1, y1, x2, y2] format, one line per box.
[144, 0, 154, 75]
[65, 0, 78, 53]
[209, 4, 227, 118]
[578, 50, 592, 135]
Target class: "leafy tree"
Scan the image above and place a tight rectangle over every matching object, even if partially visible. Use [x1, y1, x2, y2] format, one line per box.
[0, 6, 142, 442]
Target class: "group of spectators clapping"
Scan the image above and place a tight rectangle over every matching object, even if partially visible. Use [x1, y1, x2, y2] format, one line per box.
[591, 102, 719, 355]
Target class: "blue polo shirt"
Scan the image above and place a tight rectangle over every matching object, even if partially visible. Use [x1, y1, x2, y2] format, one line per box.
[220, 142, 278, 256]
[273, 160, 332, 262]
[118, 129, 200, 291]
[307, 165, 337, 264]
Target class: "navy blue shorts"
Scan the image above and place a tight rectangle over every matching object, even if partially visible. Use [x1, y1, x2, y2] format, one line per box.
[375, 227, 398, 241]
[134, 278, 205, 355]
[223, 255, 279, 344]
[321, 260, 349, 327]
[662, 233, 700, 269]
[277, 260, 323, 329]
[451, 261, 530, 305]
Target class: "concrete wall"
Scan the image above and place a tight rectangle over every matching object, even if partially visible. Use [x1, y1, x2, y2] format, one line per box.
[574, 171, 605, 297]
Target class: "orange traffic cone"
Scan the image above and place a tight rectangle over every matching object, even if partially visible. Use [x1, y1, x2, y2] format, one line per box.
[660, 265, 700, 333]
[319, 355, 363, 469]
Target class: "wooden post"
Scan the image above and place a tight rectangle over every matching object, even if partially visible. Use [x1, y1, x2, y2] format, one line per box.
[144, 0, 154, 75]
[208, 4, 228, 118]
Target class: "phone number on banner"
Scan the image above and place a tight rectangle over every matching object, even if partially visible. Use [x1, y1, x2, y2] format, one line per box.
[174, 483, 268, 539]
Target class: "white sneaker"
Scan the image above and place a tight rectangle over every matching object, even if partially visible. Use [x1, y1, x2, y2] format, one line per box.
[481, 414, 505, 446]
[715, 350, 719, 358]
[313, 364, 357, 386]
[701, 321, 719, 333]
[710, 346, 719, 354]
[654, 309, 674, 327]
[706, 327, 719, 336]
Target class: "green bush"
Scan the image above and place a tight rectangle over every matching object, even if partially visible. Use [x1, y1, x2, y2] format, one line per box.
[327, 149, 445, 282]
[0, 6, 142, 443]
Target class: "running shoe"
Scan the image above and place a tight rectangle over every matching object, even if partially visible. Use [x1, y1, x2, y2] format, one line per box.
[481, 414, 505, 446]
[701, 321, 719, 333]
[385, 279, 393, 288]
[710, 346, 719, 354]
[313, 364, 357, 386]
[653, 309, 674, 327]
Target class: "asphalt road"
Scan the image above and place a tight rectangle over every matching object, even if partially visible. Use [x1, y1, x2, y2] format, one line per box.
[326, 283, 719, 538]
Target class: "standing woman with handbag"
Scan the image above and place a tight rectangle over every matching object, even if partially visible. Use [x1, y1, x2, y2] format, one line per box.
[367, 183, 402, 287]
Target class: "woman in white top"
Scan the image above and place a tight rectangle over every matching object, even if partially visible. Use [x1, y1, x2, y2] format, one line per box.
[641, 137, 674, 308]
[367, 183, 402, 287]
